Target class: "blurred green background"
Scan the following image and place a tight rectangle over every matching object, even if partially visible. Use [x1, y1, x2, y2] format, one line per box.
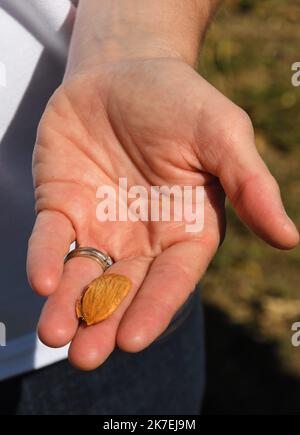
[199, 0, 300, 414]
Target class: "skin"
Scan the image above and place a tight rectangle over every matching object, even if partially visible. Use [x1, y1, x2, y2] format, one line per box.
[26, 1, 299, 370]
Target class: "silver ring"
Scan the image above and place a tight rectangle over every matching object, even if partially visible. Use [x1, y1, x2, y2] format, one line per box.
[64, 247, 114, 271]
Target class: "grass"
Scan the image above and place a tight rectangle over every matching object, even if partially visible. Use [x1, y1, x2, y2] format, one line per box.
[198, 0, 300, 411]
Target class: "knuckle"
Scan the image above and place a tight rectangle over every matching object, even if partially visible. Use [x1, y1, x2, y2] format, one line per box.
[222, 107, 255, 149]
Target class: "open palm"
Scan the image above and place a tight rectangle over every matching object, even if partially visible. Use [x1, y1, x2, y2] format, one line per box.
[27, 58, 298, 369]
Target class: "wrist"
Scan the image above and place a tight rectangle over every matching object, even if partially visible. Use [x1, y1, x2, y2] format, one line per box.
[66, 34, 188, 76]
[65, 0, 220, 77]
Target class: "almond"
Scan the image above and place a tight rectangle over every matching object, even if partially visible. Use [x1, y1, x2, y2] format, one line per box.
[76, 274, 132, 325]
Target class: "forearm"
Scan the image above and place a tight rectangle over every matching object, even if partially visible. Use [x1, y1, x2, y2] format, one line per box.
[65, 0, 220, 76]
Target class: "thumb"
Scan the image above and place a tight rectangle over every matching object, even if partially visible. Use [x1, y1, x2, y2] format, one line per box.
[203, 108, 299, 249]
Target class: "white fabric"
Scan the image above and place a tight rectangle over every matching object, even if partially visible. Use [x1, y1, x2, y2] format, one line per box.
[0, 0, 75, 380]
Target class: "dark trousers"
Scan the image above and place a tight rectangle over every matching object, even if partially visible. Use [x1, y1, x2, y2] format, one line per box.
[0, 292, 205, 415]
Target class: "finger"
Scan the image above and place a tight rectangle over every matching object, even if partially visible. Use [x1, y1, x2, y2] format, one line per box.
[37, 256, 103, 348]
[68, 256, 152, 370]
[27, 210, 75, 295]
[117, 238, 218, 353]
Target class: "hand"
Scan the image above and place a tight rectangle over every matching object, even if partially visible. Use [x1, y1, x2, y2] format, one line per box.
[27, 58, 299, 370]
